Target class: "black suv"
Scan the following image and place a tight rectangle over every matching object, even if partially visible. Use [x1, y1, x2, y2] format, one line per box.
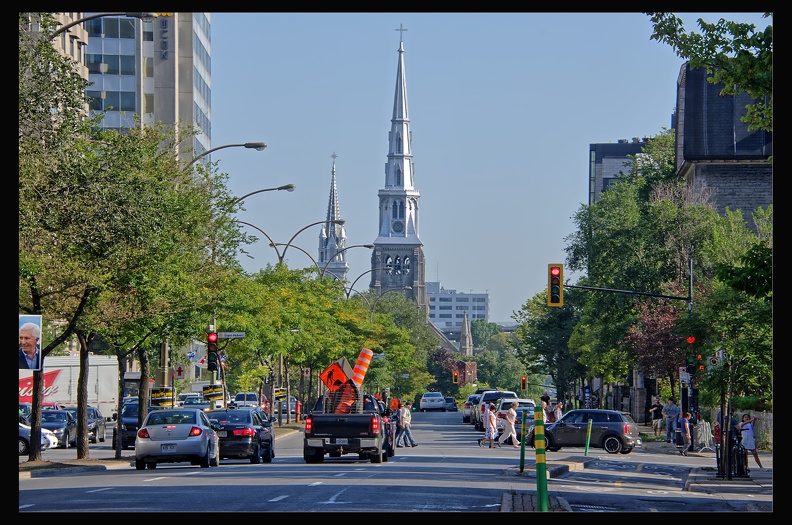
[527, 408, 642, 454]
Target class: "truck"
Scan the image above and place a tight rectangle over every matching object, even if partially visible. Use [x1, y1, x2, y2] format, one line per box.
[19, 355, 119, 418]
[303, 389, 395, 463]
[302, 349, 395, 464]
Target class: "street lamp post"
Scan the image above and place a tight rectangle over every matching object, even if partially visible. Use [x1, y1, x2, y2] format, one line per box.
[280, 220, 345, 264]
[367, 287, 412, 322]
[50, 12, 159, 38]
[270, 243, 320, 272]
[189, 142, 268, 167]
[320, 244, 375, 279]
[237, 219, 345, 266]
[231, 184, 295, 206]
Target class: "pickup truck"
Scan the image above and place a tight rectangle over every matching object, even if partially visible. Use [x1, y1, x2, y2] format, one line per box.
[303, 390, 395, 463]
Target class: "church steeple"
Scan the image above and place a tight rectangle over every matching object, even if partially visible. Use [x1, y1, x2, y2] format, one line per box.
[318, 152, 348, 281]
[459, 310, 473, 356]
[370, 25, 428, 315]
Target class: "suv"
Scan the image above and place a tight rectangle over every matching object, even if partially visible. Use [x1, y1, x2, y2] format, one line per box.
[474, 390, 518, 431]
[234, 392, 259, 407]
[527, 408, 642, 454]
[462, 394, 481, 423]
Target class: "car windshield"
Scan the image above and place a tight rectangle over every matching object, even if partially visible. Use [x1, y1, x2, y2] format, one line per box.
[184, 397, 204, 405]
[147, 411, 196, 425]
[43, 412, 66, 422]
[423, 393, 442, 398]
[121, 403, 139, 418]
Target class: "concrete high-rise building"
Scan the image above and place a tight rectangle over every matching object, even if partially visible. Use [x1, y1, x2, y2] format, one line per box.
[589, 137, 650, 205]
[426, 281, 490, 332]
[84, 12, 211, 162]
[370, 28, 428, 315]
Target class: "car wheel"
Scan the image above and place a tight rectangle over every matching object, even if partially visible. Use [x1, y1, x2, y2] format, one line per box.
[61, 431, 70, 449]
[370, 445, 383, 463]
[262, 445, 273, 463]
[135, 458, 146, 470]
[199, 446, 211, 468]
[146, 462, 157, 470]
[99, 427, 106, 442]
[603, 435, 623, 454]
[90, 432, 98, 444]
[19, 437, 30, 456]
[620, 447, 633, 454]
[250, 443, 262, 464]
[210, 449, 220, 467]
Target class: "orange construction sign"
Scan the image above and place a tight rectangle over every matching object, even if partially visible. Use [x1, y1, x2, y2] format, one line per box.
[319, 362, 350, 392]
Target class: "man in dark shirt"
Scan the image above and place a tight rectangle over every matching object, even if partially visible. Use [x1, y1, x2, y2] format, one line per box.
[649, 398, 664, 438]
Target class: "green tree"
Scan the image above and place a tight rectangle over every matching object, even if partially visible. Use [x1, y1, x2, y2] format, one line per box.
[647, 12, 773, 132]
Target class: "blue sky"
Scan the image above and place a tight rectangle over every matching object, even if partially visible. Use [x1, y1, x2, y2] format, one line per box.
[209, 12, 770, 324]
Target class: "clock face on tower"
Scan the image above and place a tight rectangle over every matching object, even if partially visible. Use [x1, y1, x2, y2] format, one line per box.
[391, 220, 404, 233]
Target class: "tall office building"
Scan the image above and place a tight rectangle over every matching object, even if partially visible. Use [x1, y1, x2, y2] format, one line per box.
[85, 12, 211, 161]
[588, 137, 650, 205]
[370, 29, 428, 314]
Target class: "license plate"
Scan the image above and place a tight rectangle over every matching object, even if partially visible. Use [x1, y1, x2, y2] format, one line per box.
[217, 431, 227, 437]
[335, 438, 348, 445]
[161, 444, 176, 452]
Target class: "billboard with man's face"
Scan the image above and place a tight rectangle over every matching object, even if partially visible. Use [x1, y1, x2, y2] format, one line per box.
[19, 314, 42, 371]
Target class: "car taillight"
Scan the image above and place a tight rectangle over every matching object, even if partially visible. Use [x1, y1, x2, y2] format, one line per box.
[189, 427, 203, 437]
[371, 415, 380, 435]
[233, 427, 256, 437]
[305, 416, 313, 435]
[137, 428, 150, 439]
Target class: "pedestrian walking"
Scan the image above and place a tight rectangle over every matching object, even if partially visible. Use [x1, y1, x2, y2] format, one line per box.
[498, 401, 520, 448]
[661, 398, 680, 443]
[679, 411, 692, 455]
[479, 403, 500, 448]
[739, 414, 764, 469]
[553, 401, 564, 423]
[396, 402, 417, 447]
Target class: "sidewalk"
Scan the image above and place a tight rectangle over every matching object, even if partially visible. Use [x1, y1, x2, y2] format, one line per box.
[501, 437, 773, 512]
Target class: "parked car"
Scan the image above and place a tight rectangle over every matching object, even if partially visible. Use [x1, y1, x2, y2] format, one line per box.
[274, 395, 297, 415]
[444, 396, 459, 412]
[134, 408, 220, 470]
[474, 390, 518, 431]
[64, 405, 107, 443]
[419, 391, 445, 412]
[462, 394, 481, 423]
[19, 402, 32, 425]
[527, 408, 642, 454]
[206, 407, 274, 463]
[19, 423, 58, 455]
[40, 409, 78, 448]
[494, 398, 536, 443]
[113, 401, 163, 449]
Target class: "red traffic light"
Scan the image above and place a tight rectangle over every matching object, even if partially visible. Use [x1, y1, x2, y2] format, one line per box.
[686, 336, 696, 344]
[208, 332, 218, 343]
[550, 267, 561, 277]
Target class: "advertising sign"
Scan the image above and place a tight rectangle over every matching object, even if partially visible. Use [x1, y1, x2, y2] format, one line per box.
[203, 384, 224, 401]
[151, 387, 175, 407]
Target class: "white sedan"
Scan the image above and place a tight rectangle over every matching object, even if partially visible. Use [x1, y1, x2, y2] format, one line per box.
[419, 391, 445, 412]
[19, 423, 58, 455]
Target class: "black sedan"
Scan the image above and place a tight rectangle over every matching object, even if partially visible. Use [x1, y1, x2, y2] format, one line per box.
[64, 405, 107, 443]
[206, 407, 274, 463]
[40, 409, 78, 448]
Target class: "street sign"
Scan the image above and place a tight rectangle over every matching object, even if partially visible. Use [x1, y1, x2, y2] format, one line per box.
[174, 365, 185, 379]
[218, 332, 245, 339]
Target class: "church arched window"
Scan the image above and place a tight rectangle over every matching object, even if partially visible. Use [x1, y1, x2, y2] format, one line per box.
[385, 255, 393, 275]
[394, 256, 402, 275]
[395, 167, 402, 186]
[403, 256, 411, 275]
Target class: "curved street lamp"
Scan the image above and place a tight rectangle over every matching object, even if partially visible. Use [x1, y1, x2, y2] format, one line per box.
[238, 219, 345, 266]
[345, 268, 389, 299]
[231, 184, 295, 206]
[270, 242, 320, 272]
[320, 244, 375, 279]
[189, 142, 268, 167]
[50, 12, 159, 38]
[369, 287, 412, 322]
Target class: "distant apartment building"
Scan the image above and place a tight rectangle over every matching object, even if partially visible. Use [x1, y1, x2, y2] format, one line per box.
[589, 137, 650, 205]
[427, 281, 489, 332]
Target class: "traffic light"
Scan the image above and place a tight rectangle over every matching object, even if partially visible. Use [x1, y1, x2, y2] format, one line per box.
[520, 375, 527, 391]
[452, 370, 459, 384]
[207, 331, 219, 372]
[547, 264, 564, 307]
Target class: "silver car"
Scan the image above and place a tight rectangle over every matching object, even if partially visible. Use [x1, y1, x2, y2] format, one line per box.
[19, 423, 58, 455]
[134, 408, 220, 470]
[419, 391, 445, 412]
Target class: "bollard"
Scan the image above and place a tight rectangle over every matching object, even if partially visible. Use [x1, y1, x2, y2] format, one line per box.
[534, 406, 548, 512]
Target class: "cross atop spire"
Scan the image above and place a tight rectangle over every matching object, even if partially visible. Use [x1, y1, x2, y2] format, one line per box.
[395, 23, 407, 43]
